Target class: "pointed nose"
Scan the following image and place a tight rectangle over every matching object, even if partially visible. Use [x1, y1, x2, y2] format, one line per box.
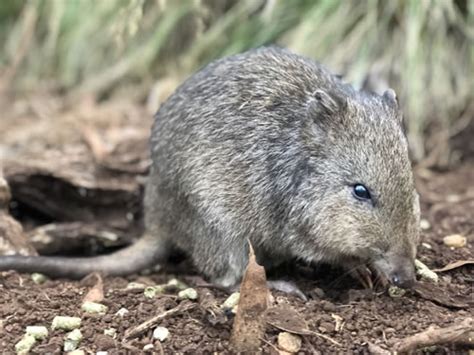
[391, 273, 416, 289]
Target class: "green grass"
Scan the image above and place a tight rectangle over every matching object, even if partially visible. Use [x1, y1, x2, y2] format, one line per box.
[0, 0, 472, 165]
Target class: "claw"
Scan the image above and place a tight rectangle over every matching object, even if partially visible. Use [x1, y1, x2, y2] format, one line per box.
[349, 266, 373, 289]
[267, 280, 308, 301]
[370, 267, 389, 290]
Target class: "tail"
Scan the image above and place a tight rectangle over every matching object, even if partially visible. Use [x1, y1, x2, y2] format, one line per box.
[0, 234, 169, 279]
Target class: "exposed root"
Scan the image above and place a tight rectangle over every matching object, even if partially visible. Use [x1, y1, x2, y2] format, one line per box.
[394, 317, 473, 353]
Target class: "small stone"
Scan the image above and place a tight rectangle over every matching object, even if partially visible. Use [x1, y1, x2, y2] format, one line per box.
[115, 308, 129, 317]
[222, 292, 240, 309]
[25, 325, 48, 340]
[51, 316, 81, 331]
[143, 344, 154, 351]
[15, 334, 36, 355]
[153, 326, 169, 341]
[81, 301, 108, 315]
[320, 321, 335, 333]
[63, 329, 83, 352]
[277, 332, 302, 353]
[31, 273, 48, 284]
[415, 259, 438, 283]
[178, 288, 198, 300]
[321, 301, 337, 312]
[67, 350, 86, 355]
[388, 286, 406, 298]
[331, 314, 344, 332]
[446, 194, 461, 203]
[443, 234, 466, 248]
[419, 219, 430, 230]
[421, 242, 432, 250]
[310, 287, 325, 299]
[94, 334, 115, 350]
[104, 328, 117, 339]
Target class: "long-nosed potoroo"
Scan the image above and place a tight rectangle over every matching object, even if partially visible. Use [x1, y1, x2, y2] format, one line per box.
[0, 47, 420, 293]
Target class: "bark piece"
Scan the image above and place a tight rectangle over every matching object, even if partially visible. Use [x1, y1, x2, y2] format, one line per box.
[230, 243, 268, 352]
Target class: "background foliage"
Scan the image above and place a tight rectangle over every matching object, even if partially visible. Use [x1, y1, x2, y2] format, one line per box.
[1, 0, 473, 165]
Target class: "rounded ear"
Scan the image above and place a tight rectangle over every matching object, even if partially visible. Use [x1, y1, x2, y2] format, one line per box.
[383, 88, 398, 106]
[307, 89, 346, 121]
[383, 88, 403, 123]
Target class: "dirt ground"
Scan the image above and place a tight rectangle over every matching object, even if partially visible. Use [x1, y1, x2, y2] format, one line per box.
[0, 95, 472, 353]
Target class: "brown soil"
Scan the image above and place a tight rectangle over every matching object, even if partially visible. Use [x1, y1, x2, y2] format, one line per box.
[0, 96, 472, 354]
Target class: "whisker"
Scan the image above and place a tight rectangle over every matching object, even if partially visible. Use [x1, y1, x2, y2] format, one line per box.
[326, 261, 369, 289]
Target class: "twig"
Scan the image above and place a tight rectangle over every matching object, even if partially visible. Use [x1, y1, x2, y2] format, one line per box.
[259, 337, 280, 352]
[81, 126, 109, 162]
[124, 301, 196, 340]
[367, 342, 390, 355]
[394, 317, 473, 353]
[121, 341, 141, 352]
[156, 339, 165, 355]
[309, 330, 342, 347]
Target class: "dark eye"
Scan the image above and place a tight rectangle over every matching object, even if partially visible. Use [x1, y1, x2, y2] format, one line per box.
[353, 184, 371, 200]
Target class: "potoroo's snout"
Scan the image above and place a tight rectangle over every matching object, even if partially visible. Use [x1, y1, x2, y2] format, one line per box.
[373, 254, 416, 289]
[390, 264, 416, 288]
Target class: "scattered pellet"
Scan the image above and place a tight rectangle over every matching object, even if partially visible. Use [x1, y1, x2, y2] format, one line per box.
[51, 316, 82, 331]
[15, 334, 36, 355]
[104, 328, 117, 339]
[26, 325, 48, 340]
[178, 288, 198, 300]
[115, 308, 129, 317]
[167, 278, 188, 290]
[222, 292, 240, 310]
[31, 273, 48, 284]
[126, 282, 146, 290]
[144, 285, 165, 298]
[81, 301, 108, 315]
[64, 329, 83, 352]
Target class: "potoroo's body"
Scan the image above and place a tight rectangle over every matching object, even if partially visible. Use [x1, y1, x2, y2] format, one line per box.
[0, 47, 420, 289]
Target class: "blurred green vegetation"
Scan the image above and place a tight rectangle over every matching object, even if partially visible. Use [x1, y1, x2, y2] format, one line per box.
[0, 0, 472, 165]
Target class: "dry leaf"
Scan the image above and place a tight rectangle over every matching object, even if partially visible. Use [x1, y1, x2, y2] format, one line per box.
[230, 242, 268, 352]
[81, 125, 109, 162]
[266, 306, 342, 346]
[413, 282, 469, 309]
[82, 273, 104, 303]
[432, 260, 474, 273]
[266, 306, 312, 335]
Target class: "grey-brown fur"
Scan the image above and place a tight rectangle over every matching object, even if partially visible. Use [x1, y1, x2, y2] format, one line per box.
[0, 47, 420, 288]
